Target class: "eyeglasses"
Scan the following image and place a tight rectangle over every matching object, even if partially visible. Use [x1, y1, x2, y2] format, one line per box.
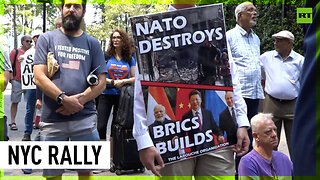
[25, 40, 32, 43]
[244, 8, 259, 15]
[112, 36, 122, 40]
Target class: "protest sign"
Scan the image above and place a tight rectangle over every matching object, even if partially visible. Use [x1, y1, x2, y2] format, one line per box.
[21, 48, 36, 89]
[131, 4, 236, 164]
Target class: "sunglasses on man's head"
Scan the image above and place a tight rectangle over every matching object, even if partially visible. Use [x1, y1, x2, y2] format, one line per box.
[25, 40, 32, 43]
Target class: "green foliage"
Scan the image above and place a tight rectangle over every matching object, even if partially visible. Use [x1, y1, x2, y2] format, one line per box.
[3, 4, 60, 33]
[2, 0, 174, 4]
[89, 0, 172, 4]
[86, 4, 167, 49]
[2, 2, 305, 55]
[255, 4, 304, 55]
[198, 0, 306, 4]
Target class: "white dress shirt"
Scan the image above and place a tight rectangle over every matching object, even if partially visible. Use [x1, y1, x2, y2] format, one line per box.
[260, 50, 304, 100]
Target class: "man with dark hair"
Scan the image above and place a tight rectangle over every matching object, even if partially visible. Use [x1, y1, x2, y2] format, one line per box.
[9, 35, 32, 131]
[61, 0, 87, 11]
[33, 0, 107, 179]
[182, 90, 225, 151]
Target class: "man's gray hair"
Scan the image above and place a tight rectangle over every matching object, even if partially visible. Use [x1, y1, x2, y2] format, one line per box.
[55, 16, 62, 27]
[251, 113, 273, 146]
[251, 113, 273, 132]
[235, 2, 253, 22]
[154, 104, 166, 112]
[21, 35, 31, 44]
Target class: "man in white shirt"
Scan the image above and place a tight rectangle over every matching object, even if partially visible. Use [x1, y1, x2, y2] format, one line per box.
[260, 30, 304, 155]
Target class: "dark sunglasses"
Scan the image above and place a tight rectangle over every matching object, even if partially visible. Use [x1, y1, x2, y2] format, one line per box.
[25, 40, 32, 43]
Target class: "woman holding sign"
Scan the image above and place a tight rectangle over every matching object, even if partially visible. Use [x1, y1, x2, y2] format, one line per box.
[97, 29, 136, 148]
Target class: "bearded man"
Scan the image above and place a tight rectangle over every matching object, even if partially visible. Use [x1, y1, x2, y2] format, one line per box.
[33, 0, 107, 179]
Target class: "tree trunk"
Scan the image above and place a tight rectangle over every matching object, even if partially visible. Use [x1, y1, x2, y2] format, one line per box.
[13, 4, 17, 49]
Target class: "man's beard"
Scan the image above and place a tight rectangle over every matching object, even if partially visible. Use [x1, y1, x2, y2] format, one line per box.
[250, 20, 257, 27]
[62, 13, 83, 31]
[156, 117, 165, 122]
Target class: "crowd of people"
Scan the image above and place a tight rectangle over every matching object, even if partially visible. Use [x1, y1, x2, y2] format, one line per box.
[0, 0, 317, 180]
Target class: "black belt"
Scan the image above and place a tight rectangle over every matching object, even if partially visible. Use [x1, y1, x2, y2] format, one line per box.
[267, 94, 296, 103]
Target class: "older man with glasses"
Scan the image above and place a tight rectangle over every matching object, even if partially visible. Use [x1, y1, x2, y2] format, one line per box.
[226, 2, 264, 176]
[9, 35, 32, 131]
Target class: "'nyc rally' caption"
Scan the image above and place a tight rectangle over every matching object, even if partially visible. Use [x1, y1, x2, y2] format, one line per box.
[0, 141, 110, 169]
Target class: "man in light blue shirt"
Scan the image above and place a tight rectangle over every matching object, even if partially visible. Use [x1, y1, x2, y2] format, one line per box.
[260, 30, 304, 156]
[226, 2, 264, 175]
[227, 2, 264, 120]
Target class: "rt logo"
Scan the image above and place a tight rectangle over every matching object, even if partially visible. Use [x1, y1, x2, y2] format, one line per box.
[297, 8, 312, 23]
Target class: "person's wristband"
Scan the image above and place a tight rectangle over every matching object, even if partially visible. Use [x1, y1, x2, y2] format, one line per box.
[111, 79, 114, 85]
[56, 92, 65, 105]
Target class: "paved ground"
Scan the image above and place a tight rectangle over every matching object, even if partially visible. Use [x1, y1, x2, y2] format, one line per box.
[2, 83, 290, 177]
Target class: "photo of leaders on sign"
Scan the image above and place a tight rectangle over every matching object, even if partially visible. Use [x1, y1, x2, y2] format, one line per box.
[144, 87, 237, 163]
[131, 4, 231, 87]
[131, 4, 236, 164]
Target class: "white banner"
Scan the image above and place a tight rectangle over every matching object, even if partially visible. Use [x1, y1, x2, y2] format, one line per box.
[0, 141, 110, 169]
[21, 48, 36, 89]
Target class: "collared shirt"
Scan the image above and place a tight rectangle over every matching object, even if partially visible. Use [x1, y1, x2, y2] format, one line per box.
[228, 106, 234, 117]
[260, 50, 304, 100]
[227, 24, 264, 100]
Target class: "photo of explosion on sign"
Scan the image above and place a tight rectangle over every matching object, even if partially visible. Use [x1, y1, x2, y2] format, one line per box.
[131, 4, 231, 87]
